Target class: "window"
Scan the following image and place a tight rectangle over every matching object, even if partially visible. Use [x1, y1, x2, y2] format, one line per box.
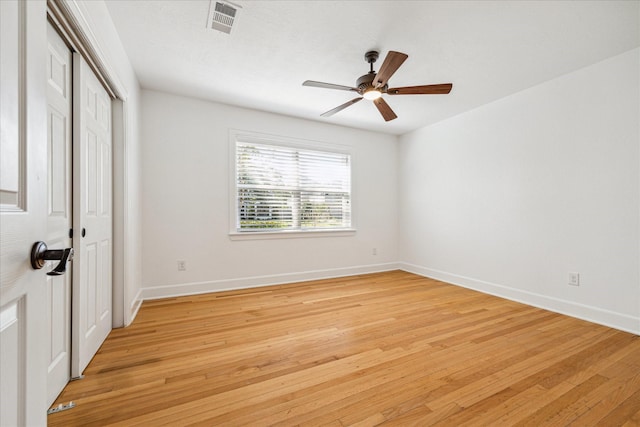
[232, 134, 352, 235]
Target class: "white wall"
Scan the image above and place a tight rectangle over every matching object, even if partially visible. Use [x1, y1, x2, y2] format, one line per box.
[141, 90, 399, 298]
[74, 1, 144, 326]
[399, 48, 640, 333]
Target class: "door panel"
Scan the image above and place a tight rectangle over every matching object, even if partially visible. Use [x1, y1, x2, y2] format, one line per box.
[0, 1, 48, 425]
[0, 0, 21, 209]
[72, 53, 113, 377]
[0, 300, 25, 426]
[85, 242, 97, 335]
[46, 21, 73, 405]
[100, 239, 112, 321]
[87, 130, 98, 214]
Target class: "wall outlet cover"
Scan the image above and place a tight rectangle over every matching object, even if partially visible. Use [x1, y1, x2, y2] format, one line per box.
[568, 272, 580, 286]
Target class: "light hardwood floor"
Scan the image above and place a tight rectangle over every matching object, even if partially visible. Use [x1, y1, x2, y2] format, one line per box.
[49, 271, 640, 426]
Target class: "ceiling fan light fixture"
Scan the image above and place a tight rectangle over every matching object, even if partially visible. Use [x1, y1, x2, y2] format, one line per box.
[363, 88, 382, 100]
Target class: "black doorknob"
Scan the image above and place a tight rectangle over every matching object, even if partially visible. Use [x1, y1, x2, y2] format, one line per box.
[30, 241, 74, 276]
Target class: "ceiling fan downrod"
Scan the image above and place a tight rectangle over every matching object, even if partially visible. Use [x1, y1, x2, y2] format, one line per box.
[359, 51, 384, 99]
[364, 50, 379, 74]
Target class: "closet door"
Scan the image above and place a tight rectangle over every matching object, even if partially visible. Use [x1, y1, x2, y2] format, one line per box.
[72, 53, 113, 377]
[45, 21, 73, 405]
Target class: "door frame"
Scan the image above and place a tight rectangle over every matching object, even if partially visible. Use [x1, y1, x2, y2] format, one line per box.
[47, 0, 129, 330]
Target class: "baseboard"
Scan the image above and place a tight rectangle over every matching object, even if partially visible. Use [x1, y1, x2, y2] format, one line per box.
[400, 262, 639, 335]
[127, 288, 143, 326]
[141, 262, 402, 301]
[138, 261, 639, 335]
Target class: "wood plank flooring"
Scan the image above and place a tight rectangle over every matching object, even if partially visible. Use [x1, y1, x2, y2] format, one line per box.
[48, 271, 640, 426]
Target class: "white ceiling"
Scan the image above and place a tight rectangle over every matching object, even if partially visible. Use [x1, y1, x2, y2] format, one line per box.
[105, 0, 639, 135]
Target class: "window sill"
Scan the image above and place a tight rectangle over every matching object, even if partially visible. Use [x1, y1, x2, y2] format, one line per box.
[229, 228, 356, 241]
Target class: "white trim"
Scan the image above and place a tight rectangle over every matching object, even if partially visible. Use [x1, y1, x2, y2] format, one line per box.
[141, 262, 400, 300]
[140, 261, 639, 334]
[399, 262, 640, 335]
[127, 288, 143, 326]
[111, 98, 125, 328]
[229, 129, 352, 154]
[229, 228, 356, 240]
[48, 0, 128, 100]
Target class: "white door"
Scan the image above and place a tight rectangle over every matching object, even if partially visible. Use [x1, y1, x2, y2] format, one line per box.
[0, 1, 48, 425]
[45, 22, 73, 405]
[72, 53, 113, 377]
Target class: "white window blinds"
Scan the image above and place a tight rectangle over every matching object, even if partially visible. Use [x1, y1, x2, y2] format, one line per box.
[236, 141, 351, 232]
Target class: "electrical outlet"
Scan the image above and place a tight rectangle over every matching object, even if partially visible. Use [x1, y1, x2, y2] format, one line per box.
[177, 260, 186, 271]
[568, 272, 579, 286]
[372, 248, 377, 256]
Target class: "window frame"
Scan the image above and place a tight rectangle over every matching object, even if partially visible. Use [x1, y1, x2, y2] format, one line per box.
[228, 130, 356, 240]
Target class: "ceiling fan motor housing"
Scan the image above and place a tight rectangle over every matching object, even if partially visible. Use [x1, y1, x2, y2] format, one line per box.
[356, 73, 387, 94]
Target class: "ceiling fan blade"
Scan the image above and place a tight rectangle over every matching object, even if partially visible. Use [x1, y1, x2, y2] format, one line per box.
[303, 80, 358, 92]
[387, 83, 453, 95]
[373, 98, 397, 122]
[372, 51, 408, 88]
[320, 97, 363, 117]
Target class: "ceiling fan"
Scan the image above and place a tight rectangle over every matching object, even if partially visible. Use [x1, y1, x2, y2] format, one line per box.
[303, 50, 453, 122]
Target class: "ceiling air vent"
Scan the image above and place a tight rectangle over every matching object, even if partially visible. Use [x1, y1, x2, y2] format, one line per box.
[207, 1, 241, 34]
